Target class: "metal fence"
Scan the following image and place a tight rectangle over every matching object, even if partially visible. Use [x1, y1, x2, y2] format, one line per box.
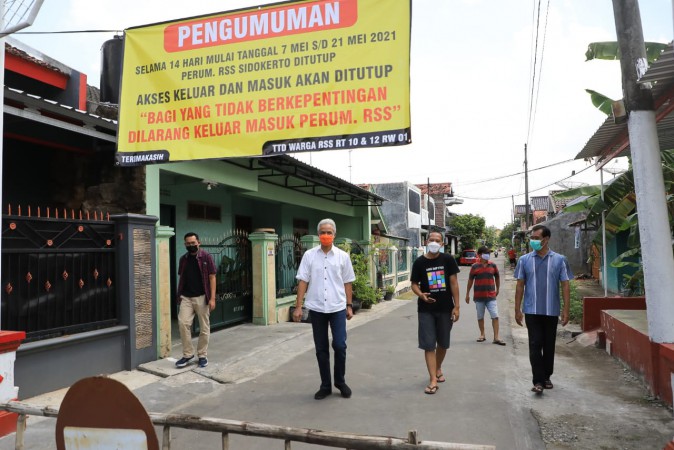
[1, 211, 116, 342]
[0, 400, 495, 450]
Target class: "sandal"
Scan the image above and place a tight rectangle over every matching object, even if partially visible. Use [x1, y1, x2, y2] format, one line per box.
[476, 337, 486, 342]
[493, 340, 506, 346]
[424, 385, 439, 395]
[543, 380, 553, 389]
[531, 384, 544, 395]
[436, 373, 446, 383]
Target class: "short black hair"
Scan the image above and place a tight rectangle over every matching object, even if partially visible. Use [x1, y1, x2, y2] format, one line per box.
[531, 224, 551, 238]
[477, 246, 489, 254]
[427, 230, 444, 241]
[184, 232, 200, 241]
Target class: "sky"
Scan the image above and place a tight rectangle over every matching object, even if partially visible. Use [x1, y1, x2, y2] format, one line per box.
[12, 0, 674, 228]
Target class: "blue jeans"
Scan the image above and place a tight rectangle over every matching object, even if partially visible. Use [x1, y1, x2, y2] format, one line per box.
[310, 309, 347, 390]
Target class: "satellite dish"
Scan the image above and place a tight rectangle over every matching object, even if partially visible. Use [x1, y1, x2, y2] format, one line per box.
[1, 0, 44, 36]
[556, 181, 589, 190]
[602, 167, 626, 176]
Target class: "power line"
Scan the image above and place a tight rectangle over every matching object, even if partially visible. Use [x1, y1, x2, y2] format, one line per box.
[529, 0, 551, 147]
[15, 29, 121, 34]
[458, 164, 593, 201]
[526, 0, 543, 144]
[458, 158, 574, 186]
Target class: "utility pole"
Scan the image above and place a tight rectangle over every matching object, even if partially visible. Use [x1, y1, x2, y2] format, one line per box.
[524, 143, 530, 230]
[511, 195, 515, 225]
[613, 0, 674, 343]
[427, 178, 431, 229]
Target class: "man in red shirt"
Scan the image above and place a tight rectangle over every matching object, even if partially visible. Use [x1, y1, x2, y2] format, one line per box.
[465, 246, 504, 345]
[508, 247, 517, 269]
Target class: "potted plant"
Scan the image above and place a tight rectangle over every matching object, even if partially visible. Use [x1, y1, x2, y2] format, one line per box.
[349, 251, 378, 310]
[384, 284, 395, 300]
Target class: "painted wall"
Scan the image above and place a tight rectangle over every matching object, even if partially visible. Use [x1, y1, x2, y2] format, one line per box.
[542, 211, 595, 275]
[371, 182, 421, 247]
[605, 230, 638, 294]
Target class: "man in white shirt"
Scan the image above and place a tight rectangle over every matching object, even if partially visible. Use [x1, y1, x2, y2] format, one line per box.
[293, 218, 356, 400]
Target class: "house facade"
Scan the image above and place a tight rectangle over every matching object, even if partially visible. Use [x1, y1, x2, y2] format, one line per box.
[1, 38, 382, 397]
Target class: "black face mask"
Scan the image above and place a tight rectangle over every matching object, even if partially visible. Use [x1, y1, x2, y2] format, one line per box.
[185, 245, 198, 254]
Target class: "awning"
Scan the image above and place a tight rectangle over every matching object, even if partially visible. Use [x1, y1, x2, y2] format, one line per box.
[3, 86, 117, 153]
[228, 155, 387, 207]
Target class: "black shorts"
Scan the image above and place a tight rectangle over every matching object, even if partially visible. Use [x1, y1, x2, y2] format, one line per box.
[418, 311, 453, 350]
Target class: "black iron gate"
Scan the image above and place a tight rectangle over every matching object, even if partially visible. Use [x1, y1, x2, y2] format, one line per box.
[275, 234, 302, 297]
[200, 230, 252, 329]
[1, 212, 116, 343]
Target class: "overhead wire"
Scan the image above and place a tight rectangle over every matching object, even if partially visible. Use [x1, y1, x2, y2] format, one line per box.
[526, 0, 543, 144]
[528, 0, 552, 148]
[458, 163, 593, 201]
[458, 158, 574, 186]
[15, 30, 121, 34]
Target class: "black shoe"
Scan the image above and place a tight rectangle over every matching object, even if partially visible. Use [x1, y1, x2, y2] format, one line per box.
[175, 355, 194, 368]
[314, 388, 332, 400]
[335, 383, 352, 398]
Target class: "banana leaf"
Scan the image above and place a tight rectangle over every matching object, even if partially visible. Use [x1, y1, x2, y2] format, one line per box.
[585, 41, 667, 63]
[610, 247, 641, 268]
[591, 193, 637, 247]
[553, 185, 601, 199]
[585, 89, 614, 116]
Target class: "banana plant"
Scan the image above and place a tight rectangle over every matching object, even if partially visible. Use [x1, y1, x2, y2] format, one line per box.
[585, 41, 668, 116]
[554, 150, 674, 293]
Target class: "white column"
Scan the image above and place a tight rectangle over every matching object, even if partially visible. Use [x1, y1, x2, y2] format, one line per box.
[629, 110, 674, 343]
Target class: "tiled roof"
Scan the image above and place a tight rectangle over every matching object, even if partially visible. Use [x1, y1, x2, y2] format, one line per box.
[530, 196, 550, 211]
[548, 190, 567, 213]
[514, 204, 527, 215]
[6, 42, 67, 76]
[416, 182, 453, 196]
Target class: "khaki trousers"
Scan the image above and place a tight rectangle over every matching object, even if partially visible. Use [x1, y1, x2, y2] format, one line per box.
[178, 295, 210, 358]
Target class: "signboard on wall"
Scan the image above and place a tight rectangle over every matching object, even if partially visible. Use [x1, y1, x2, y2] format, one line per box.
[116, 0, 412, 166]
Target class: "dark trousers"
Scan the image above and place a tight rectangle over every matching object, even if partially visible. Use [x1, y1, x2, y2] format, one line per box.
[525, 314, 559, 385]
[310, 309, 347, 390]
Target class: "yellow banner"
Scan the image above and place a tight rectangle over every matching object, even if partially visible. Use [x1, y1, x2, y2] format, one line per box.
[116, 0, 411, 166]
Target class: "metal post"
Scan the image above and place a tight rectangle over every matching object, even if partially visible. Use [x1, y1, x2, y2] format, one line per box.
[524, 144, 530, 231]
[600, 169, 608, 297]
[162, 426, 171, 450]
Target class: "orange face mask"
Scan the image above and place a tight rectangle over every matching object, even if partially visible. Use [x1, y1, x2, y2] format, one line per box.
[319, 234, 334, 246]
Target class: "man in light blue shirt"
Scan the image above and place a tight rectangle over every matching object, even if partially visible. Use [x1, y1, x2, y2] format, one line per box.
[514, 224, 571, 395]
[293, 218, 356, 400]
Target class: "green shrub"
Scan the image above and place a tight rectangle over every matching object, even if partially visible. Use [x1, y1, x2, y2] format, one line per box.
[568, 280, 583, 324]
[349, 252, 378, 308]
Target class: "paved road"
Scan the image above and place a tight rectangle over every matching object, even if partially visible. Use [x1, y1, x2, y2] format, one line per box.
[3, 254, 672, 449]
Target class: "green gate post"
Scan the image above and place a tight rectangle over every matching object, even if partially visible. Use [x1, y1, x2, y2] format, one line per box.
[300, 235, 320, 252]
[250, 231, 278, 325]
[155, 225, 175, 358]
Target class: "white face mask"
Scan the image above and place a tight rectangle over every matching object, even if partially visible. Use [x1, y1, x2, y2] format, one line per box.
[481, 254, 490, 260]
[427, 242, 442, 254]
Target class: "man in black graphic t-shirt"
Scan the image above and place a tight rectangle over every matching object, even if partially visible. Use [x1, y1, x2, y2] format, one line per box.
[410, 230, 460, 395]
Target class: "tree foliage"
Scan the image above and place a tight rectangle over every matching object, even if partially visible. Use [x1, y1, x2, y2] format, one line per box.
[449, 214, 485, 249]
[482, 225, 499, 248]
[499, 221, 518, 247]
